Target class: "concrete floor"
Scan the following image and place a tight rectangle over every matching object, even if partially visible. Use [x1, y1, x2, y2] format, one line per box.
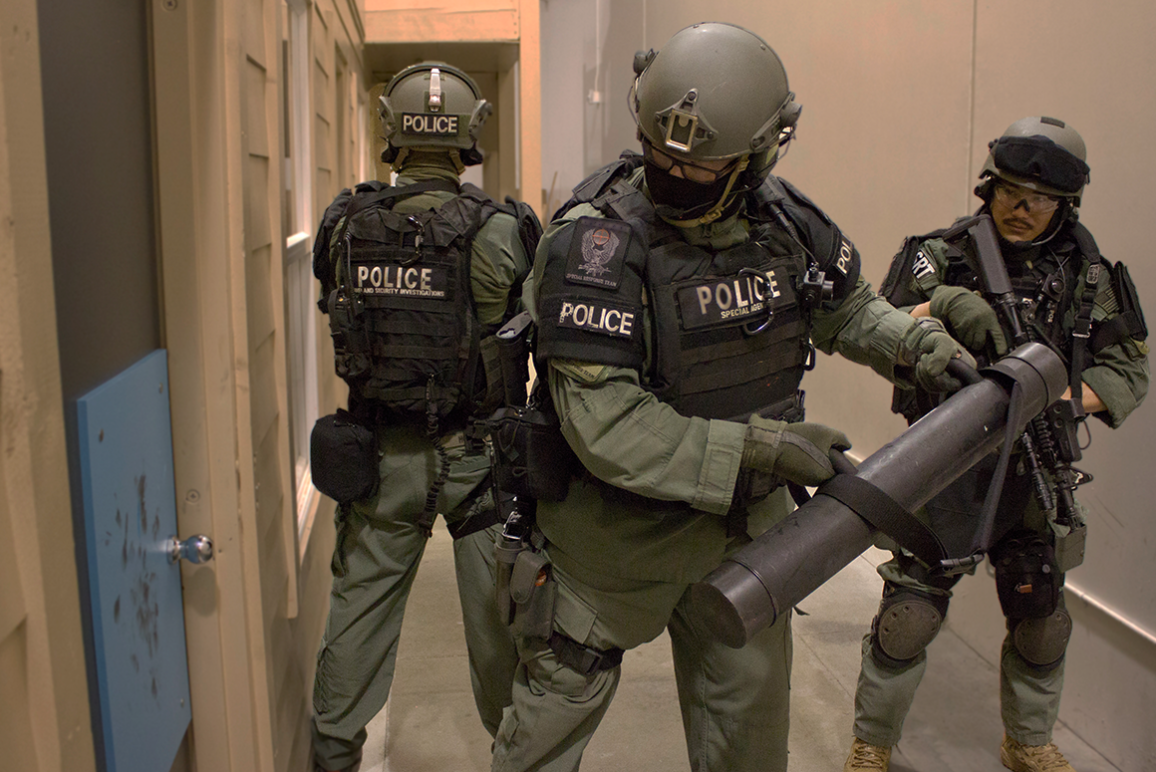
[360, 524, 1119, 772]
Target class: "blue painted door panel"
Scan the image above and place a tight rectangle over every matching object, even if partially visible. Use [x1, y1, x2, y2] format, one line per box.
[77, 349, 191, 772]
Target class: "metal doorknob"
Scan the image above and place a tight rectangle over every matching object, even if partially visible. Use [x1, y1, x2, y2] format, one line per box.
[167, 534, 214, 564]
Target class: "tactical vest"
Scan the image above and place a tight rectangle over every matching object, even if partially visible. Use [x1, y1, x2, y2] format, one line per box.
[325, 180, 503, 424]
[538, 159, 845, 421]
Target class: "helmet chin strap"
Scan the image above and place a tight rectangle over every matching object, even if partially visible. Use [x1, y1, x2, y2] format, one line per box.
[660, 155, 750, 228]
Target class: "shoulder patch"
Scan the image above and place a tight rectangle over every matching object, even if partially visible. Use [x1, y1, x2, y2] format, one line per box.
[565, 217, 633, 290]
[911, 248, 937, 280]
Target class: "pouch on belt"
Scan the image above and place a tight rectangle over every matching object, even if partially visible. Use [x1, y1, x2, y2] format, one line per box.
[509, 549, 556, 640]
[310, 409, 378, 503]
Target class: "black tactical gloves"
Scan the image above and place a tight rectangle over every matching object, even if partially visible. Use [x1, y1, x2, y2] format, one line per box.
[899, 317, 976, 392]
[741, 417, 851, 487]
[928, 285, 1009, 357]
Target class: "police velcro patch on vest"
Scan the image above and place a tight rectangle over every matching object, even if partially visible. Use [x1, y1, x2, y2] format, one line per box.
[351, 261, 449, 298]
[676, 269, 790, 330]
[555, 298, 638, 339]
[400, 112, 461, 137]
[565, 217, 632, 290]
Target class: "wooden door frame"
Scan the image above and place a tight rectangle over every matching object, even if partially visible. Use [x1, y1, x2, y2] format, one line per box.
[151, 1, 275, 770]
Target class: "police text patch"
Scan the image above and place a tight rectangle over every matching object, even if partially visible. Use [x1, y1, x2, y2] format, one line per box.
[352, 262, 449, 298]
[400, 113, 460, 137]
[677, 270, 784, 330]
[565, 217, 632, 290]
[556, 299, 637, 339]
[834, 237, 855, 276]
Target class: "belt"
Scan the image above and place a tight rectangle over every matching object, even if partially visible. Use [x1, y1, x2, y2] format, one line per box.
[446, 507, 502, 540]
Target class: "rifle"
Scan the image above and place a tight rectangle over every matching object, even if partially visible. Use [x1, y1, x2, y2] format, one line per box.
[941, 214, 1088, 572]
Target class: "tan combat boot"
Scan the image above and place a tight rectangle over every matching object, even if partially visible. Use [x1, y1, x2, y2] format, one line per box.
[1001, 735, 1077, 772]
[843, 737, 892, 771]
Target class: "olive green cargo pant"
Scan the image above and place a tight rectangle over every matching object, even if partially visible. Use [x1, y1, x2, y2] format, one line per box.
[852, 557, 1066, 749]
[491, 548, 794, 772]
[311, 427, 519, 770]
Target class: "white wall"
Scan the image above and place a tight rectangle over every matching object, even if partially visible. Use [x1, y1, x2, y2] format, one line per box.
[540, 2, 1156, 768]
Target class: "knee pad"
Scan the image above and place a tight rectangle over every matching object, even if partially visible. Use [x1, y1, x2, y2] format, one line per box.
[1011, 607, 1072, 669]
[870, 586, 949, 666]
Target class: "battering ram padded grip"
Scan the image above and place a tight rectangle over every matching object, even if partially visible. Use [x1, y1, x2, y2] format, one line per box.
[692, 341, 1067, 648]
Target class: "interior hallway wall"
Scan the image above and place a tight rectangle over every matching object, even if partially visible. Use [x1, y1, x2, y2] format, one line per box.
[0, 0, 96, 769]
[539, 2, 1156, 769]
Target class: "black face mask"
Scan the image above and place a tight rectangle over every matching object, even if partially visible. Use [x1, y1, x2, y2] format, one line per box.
[644, 161, 733, 222]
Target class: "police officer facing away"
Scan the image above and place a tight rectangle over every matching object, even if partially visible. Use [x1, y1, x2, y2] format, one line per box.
[309, 62, 534, 772]
[844, 118, 1148, 772]
[491, 23, 969, 772]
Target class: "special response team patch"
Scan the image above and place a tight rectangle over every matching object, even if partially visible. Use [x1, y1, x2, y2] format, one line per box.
[400, 112, 460, 137]
[565, 217, 633, 290]
[351, 262, 449, 298]
[911, 248, 937, 280]
[676, 269, 787, 330]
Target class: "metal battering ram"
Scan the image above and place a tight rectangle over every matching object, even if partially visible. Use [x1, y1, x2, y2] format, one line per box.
[691, 341, 1068, 648]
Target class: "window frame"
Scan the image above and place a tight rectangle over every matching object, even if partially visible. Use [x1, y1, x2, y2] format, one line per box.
[282, 0, 320, 550]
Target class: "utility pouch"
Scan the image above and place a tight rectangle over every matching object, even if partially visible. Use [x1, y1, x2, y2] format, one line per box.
[479, 335, 505, 416]
[490, 403, 577, 502]
[310, 409, 378, 503]
[1111, 261, 1148, 340]
[1091, 261, 1149, 354]
[509, 550, 555, 640]
[1053, 521, 1087, 574]
[991, 532, 1060, 619]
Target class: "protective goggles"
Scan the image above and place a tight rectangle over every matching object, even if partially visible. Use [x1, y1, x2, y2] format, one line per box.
[642, 141, 739, 184]
[990, 135, 1089, 194]
[993, 180, 1061, 214]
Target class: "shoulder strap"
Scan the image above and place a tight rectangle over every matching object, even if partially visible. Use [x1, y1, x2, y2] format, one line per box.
[750, 177, 803, 244]
[559, 153, 646, 218]
[1068, 222, 1105, 398]
[341, 178, 460, 223]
